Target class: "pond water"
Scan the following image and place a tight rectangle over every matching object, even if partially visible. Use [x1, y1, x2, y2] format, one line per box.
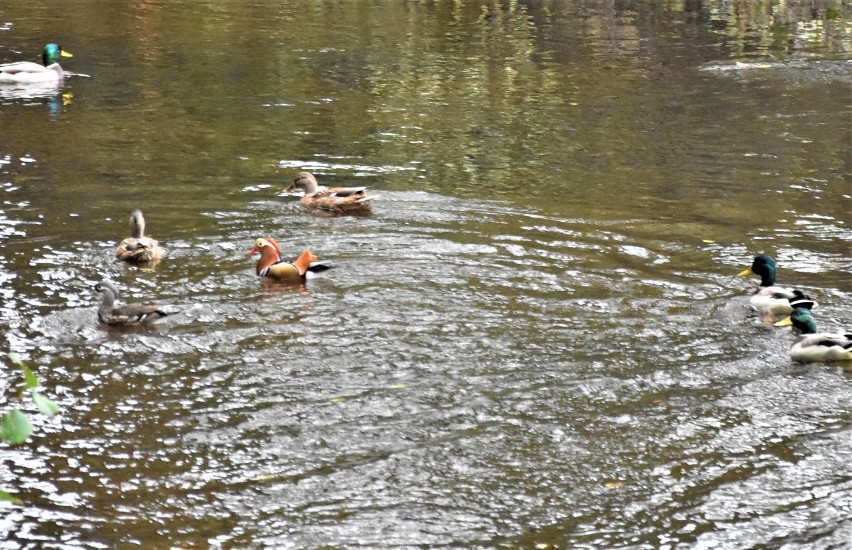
[1, 0, 850, 548]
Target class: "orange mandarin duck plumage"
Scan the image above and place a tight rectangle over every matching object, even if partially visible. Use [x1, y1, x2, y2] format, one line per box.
[248, 237, 332, 281]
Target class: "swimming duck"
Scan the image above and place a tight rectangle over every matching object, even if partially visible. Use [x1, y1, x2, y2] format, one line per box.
[95, 280, 176, 326]
[248, 236, 333, 282]
[774, 308, 852, 363]
[286, 171, 373, 213]
[115, 210, 163, 264]
[738, 255, 816, 322]
[0, 43, 73, 84]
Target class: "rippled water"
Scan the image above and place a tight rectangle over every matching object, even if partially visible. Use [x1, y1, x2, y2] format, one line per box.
[1, 0, 851, 548]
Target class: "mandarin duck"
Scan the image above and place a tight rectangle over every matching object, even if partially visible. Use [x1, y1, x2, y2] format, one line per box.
[95, 280, 177, 326]
[115, 210, 163, 264]
[738, 255, 816, 322]
[286, 171, 373, 214]
[0, 44, 73, 84]
[774, 308, 852, 363]
[248, 236, 333, 282]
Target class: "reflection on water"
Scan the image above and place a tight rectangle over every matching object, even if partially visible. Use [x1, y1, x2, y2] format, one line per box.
[1, 0, 850, 548]
[707, 0, 850, 56]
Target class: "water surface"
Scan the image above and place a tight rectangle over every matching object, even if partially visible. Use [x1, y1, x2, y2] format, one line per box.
[1, 1, 850, 548]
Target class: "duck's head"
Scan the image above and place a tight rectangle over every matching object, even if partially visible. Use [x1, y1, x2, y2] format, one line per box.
[774, 307, 818, 334]
[738, 255, 777, 287]
[129, 209, 147, 239]
[287, 172, 319, 193]
[42, 43, 72, 67]
[94, 280, 119, 304]
[248, 237, 283, 273]
[248, 237, 282, 257]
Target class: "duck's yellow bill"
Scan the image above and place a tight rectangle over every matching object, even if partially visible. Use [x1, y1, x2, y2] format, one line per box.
[773, 317, 793, 327]
[61, 50, 73, 58]
[737, 268, 753, 276]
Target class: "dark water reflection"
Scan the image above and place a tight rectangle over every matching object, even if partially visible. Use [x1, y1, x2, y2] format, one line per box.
[1, 0, 851, 548]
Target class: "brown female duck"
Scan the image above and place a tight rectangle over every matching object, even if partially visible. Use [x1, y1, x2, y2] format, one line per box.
[115, 210, 163, 264]
[286, 171, 373, 213]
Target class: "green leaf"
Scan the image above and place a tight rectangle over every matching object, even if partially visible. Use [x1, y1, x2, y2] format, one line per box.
[0, 489, 22, 504]
[9, 353, 40, 390]
[33, 391, 60, 416]
[19, 364, 40, 391]
[31, 392, 60, 416]
[0, 409, 33, 445]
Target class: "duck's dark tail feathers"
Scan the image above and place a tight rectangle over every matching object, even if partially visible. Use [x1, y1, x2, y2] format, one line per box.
[150, 308, 181, 321]
[307, 261, 334, 274]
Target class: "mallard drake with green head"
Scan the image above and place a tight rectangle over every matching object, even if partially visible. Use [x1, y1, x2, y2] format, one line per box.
[738, 255, 816, 322]
[774, 308, 852, 363]
[0, 43, 73, 84]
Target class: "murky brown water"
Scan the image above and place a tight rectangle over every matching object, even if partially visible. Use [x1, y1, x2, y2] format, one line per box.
[1, 0, 851, 548]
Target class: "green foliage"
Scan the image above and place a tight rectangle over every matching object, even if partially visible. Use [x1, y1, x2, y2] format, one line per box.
[0, 489, 22, 504]
[1, 353, 60, 445]
[7, 353, 59, 418]
[32, 392, 61, 416]
[0, 409, 32, 445]
[2, 353, 61, 505]
[21, 367, 40, 390]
